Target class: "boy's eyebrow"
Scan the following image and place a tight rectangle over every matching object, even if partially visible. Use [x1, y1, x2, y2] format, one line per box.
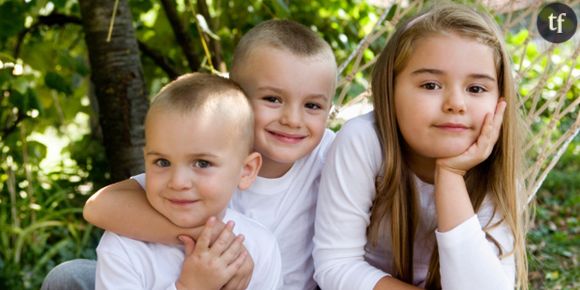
[145, 151, 165, 157]
[145, 151, 219, 159]
[411, 68, 496, 82]
[257, 85, 285, 94]
[188, 153, 219, 159]
[307, 94, 330, 101]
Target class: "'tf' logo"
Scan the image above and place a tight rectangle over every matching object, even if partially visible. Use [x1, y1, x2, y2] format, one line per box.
[537, 2, 577, 43]
[548, 12, 567, 33]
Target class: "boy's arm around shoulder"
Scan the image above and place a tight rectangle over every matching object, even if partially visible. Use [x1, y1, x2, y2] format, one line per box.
[84, 178, 183, 245]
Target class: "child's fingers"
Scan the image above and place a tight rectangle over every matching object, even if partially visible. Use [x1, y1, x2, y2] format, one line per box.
[223, 250, 253, 290]
[476, 99, 506, 156]
[179, 235, 196, 256]
[220, 234, 245, 266]
[209, 221, 236, 256]
[195, 216, 216, 251]
[225, 249, 248, 276]
[221, 250, 250, 290]
[490, 99, 507, 140]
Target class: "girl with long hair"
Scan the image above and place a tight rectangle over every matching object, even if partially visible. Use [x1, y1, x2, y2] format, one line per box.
[313, 3, 528, 290]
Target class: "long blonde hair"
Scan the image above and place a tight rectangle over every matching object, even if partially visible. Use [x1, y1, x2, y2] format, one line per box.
[369, 3, 528, 289]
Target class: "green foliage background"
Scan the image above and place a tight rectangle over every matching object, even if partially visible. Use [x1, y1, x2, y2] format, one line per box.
[0, 0, 577, 289]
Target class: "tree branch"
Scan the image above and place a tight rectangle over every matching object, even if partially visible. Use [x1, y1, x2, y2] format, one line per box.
[196, 0, 225, 71]
[159, 0, 201, 71]
[13, 12, 181, 79]
[14, 12, 81, 59]
[138, 41, 180, 79]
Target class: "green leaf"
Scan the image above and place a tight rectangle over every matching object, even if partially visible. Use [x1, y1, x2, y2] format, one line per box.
[386, 4, 398, 21]
[510, 29, 529, 46]
[272, 0, 290, 18]
[8, 89, 26, 111]
[25, 140, 47, 161]
[45, 72, 72, 95]
[0, 68, 12, 88]
[0, 2, 25, 41]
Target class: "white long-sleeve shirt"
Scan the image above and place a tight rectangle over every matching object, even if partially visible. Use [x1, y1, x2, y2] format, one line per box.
[95, 209, 282, 290]
[313, 112, 515, 290]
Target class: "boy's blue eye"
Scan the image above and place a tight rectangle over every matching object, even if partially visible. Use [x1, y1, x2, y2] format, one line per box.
[263, 96, 281, 103]
[468, 85, 487, 93]
[194, 160, 211, 168]
[421, 82, 441, 90]
[305, 103, 322, 110]
[154, 159, 170, 167]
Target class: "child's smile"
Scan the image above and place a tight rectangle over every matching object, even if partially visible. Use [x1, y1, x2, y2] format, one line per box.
[394, 33, 499, 164]
[233, 46, 335, 178]
[266, 129, 308, 144]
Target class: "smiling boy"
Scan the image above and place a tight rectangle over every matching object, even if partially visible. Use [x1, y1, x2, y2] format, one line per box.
[95, 73, 281, 290]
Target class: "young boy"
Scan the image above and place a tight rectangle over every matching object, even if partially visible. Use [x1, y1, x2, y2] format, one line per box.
[95, 73, 281, 289]
[77, 19, 336, 290]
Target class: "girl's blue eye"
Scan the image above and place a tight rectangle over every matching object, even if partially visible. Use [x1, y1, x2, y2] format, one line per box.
[194, 160, 211, 168]
[468, 85, 487, 94]
[305, 103, 322, 110]
[263, 96, 281, 103]
[421, 82, 441, 90]
[154, 159, 170, 167]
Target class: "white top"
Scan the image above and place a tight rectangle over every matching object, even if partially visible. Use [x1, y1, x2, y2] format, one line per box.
[95, 208, 282, 290]
[230, 128, 335, 290]
[313, 112, 515, 290]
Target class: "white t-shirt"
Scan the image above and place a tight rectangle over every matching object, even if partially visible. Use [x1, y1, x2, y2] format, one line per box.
[95, 208, 281, 290]
[313, 112, 516, 290]
[229, 128, 335, 290]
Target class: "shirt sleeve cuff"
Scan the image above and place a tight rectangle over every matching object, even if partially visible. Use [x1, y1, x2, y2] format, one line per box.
[435, 215, 484, 249]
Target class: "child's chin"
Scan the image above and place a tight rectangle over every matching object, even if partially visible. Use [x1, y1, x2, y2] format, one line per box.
[170, 217, 204, 228]
[432, 146, 471, 159]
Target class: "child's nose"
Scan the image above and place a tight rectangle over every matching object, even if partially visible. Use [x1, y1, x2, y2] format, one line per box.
[280, 106, 301, 128]
[443, 88, 466, 113]
[168, 168, 192, 190]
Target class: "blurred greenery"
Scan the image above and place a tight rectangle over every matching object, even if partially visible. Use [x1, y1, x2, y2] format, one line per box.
[528, 143, 579, 290]
[0, 0, 577, 289]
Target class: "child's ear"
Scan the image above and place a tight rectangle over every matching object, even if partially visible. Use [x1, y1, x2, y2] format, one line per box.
[238, 152, 262, 190]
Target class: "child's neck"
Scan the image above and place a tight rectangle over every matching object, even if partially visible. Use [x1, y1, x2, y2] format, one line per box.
[258, 157, 294, 179]
[214, 209, 227, 221]
[405, 150, 436, 184]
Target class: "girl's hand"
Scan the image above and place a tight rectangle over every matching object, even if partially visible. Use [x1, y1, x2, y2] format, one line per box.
[176, 217, 247, 290]
[436, 99, 506, 176]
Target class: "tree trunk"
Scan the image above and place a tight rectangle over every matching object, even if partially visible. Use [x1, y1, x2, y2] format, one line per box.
[78, 0, 148, 182]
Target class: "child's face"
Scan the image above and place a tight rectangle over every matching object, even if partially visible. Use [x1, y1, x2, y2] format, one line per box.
[233, 47, 335, 177]
[143, 108, 248, 228]
[394, 33, 499, 163]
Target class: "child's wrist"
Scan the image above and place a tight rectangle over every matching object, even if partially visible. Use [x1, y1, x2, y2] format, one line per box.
[436, 163, 467, 177]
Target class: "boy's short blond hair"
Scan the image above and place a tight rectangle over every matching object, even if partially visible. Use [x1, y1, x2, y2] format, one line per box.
[147, 73, 254, 152]
[231, 19, 336, 73]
